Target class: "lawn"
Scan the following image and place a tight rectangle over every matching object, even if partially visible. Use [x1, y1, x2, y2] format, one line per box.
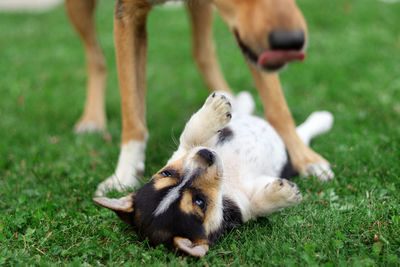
[0, 0, 399, 265]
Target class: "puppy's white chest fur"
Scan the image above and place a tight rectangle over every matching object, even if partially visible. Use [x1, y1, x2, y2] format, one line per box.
[216, 114, 287, 178]
[214, 113, 289, 221]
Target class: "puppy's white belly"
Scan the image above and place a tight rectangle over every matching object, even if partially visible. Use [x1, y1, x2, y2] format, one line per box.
[214, 114, 288, 220]
[215, 114, 287, 179]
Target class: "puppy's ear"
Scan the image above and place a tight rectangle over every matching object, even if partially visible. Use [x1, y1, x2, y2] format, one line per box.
[173, 236, 209, 258]
[93, 193, 135, 224]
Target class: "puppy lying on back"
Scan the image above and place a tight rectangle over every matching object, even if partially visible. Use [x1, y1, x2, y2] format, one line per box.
[94, 92, 333, 257]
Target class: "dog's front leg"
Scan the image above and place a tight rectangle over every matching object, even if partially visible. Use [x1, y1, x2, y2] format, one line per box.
[95, 0, 151, 196]
[249, 67, 333, 181]
[169, 93, 232, 162]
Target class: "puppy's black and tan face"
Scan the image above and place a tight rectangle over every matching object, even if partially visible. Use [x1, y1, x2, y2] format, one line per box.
[94, 147, 224, 257]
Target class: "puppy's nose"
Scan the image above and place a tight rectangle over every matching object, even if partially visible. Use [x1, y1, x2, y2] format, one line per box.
[197, 149, 215, 166]
[269, 30, 305, 51]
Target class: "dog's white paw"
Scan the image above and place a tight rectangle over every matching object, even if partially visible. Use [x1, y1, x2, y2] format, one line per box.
[265, 178, 302, 207]
[305, 162, 334, 182]
[202, 92, 232, 132]
[94, 140, 146, 196]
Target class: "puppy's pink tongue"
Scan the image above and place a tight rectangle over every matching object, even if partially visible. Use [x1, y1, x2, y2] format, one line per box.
[258, 50, 306, 66]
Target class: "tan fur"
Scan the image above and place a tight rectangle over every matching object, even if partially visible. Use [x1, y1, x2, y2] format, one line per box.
[179, 190, 203, 218]
[153, 177, 179, 190]
[165, 152, 222, 232]
[173, 236, 209, 257]
[65, 0, 107, 132]
[190, 167, 222, 235]
[213, 0, 307, 52]
[186, 1, 231, 93]
[248, 70, 328, 172]
[68, 0, 328, 177]
[153, 158, 184, 190]
[114, 0, 151, 143]
[160, 148, 223, 235]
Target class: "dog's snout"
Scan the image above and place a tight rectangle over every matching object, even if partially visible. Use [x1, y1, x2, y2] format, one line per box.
[197, 149, 215, 166]
[269, 30, 305, 51]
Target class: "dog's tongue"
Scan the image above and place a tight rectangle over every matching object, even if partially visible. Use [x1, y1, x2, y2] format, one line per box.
[258, 50, 306, 66]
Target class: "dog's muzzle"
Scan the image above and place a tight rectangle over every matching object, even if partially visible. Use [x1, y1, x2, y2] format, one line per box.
[197, 149, 215, 166]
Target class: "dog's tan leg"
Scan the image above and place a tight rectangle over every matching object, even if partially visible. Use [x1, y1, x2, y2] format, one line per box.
[95, 0, 151, 196]
[249, 67, 333, 180]
[186, 1, 231, 93]
[65, 0, 107, 133]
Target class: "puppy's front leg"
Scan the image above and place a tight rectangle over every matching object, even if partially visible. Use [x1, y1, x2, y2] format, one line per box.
[250, 177, 302, 217]
[169, 93, 232, 162]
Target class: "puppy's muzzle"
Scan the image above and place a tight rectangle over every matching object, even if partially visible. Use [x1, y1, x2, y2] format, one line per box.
[185, 147, 224, 178]
[197, 149, 215, 166]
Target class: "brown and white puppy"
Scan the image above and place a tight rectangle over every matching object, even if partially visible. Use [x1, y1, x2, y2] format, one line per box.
[65, 0, 332, 196]
[94, 92, 334, 257]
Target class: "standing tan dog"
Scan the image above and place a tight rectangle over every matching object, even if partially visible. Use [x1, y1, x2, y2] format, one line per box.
[65, 0, 333, 196]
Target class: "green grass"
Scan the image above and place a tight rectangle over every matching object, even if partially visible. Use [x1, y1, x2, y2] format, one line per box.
[1, 0, 399, 265]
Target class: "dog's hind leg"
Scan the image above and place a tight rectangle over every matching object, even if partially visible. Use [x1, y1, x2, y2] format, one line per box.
[95, 0, 151, 196]
[186, 1, 231, 93]
[249, 69, 334, 181]
[65, 0, 107, 133]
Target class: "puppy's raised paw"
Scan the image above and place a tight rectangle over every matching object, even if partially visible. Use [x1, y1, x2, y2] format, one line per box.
[202, 92, 232, 131]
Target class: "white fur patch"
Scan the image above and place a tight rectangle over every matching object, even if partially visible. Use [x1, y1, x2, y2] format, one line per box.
[204, 193, 223, 235]
[297, 111, 334, 146]
[233, 91, 255, 115]
[95, 140, 146, 196]
[153, 169, 192, 216]
[0, 0, 61, 12]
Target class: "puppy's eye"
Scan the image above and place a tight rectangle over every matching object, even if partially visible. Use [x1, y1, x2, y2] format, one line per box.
[194, 197, 207, 212]
[160, 170, 172, 177]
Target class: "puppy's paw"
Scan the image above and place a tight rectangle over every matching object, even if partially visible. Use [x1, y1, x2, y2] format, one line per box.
[202, 92, 232, 131]
[305, 162, 334, 182]
[265, 178, 302, 207]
